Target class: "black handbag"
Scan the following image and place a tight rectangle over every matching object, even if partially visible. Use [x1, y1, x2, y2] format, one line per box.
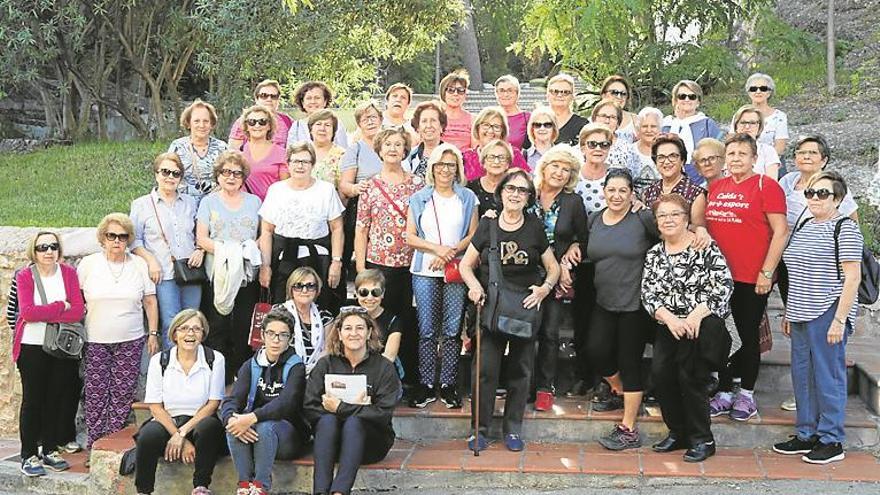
[480, 220, 543, 339]
[30, 266, 86, 360]
[150, 195, 207, 285]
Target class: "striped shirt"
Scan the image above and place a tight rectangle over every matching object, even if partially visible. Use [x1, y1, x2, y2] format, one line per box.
[782, 216, 863, 324]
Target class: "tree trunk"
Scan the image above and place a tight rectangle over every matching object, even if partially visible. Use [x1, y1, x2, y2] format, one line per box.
[456, 0, 483, 90]
[826, 0, 836, 93]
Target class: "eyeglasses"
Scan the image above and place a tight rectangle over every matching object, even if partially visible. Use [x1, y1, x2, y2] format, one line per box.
[484, 154, 509, 164]
[676, 93, 699, 101]
[246, 118, 269, 127]
[584, 140, 612, 150]
[606, 89, 628, 98]
[257, 93, 280, 100]
[795, 149, 822, 157]
[446, 87, 467, 95]
[292, 282, 318, 292]
[360, 114, 381, 123]
[105, 232, 130, 242]
[655, 153, 682, 163]
[177, 325, 204, 335]
[804, 188, 834, 200]
[656, 211, 687, 221]
[158, 168, 182, 178]
[548, 88, 573, 96]
[696, 155, 722, 165]
[219, 168, 244, 178]
[502, 184, 530, 196]
[357, 287, 385, 298]
[434, 162, 458, 170]
[479, 123, 504, 133]
[35, 243, 60, 253]
[496, 87, 517, 94]
[263, 330, 291, 342]
[531, 122, 554, 129]
[737, 120, 761, 127]
[748, 86, 771, 93]
[594, 113, 618, 122]
[289, 159, 313, 167]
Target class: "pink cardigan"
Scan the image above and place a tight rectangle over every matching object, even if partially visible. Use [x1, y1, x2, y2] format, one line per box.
[12, 263, 85, 362]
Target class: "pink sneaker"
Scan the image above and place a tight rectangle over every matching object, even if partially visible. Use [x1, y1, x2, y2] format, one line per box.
[729, 393, 757, 421]
[709, 392, 733, 417]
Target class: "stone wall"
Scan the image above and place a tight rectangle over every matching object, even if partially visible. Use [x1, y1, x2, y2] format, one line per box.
[0, 227, 99, 436]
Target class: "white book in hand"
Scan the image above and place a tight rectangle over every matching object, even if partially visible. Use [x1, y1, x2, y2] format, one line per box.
[325, 374, 368, 404]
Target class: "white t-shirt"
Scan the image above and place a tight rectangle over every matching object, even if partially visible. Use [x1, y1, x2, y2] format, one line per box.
[144, 345, 225, 417]
[78, 253, 156, 344]
[22, 265, 66, 346]
[754, 143, 781, 176]
[411, 193, 465, 277]
[258, 179, 345, 258]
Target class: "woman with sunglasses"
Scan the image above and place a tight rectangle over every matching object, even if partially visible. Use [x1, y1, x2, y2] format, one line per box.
[463, 106, 529, 180]
[731, 105, 781, 180]
[197, 152, 262, 380]
[524, 107, 559, 171]
[772, 171, 862, 465]
[460, 169, 560, 452]
[260, 141, 345, 312]
[544, 73, 589, 147]
[240, 104, 288, 201]
[439, 71, 473, 151]
[222, 308, 309, 495]
[168, 99, 228, 204]
[591, 99, 639, 175]
[661, 80, 724, 182]
[640, 134, 706, 226]
[739, 73, 788, 156]
[705, 133, 788, 422]
[599, 75, 638, 143]
[286, 81, 350, 149]
[305, 306, 401, 495]
[354, 270, 403, 372]
[130, 152, 202, 350]
[276, 267, 334, 375]
[228, 79, 293, 151]
[13, 231, 85, 477]
[495, 75, 530, 149]
[78, 213, 158, 449]
[406, 144, 479, 409]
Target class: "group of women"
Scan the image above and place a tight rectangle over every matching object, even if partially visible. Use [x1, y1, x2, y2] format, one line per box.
[9, 70, 865, 493]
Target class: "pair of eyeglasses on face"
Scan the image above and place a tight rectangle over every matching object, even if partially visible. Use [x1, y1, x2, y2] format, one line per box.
[219, 169, 244, 178]
[696, 156, 722, 165]
[446, 87, 467, 95]
[656, 211, 687, 221]
[433, 162, 458, 171]
[263, 330, 291, 342]
[479, 123, 504, 132]
[257, 93, 280, 100]
[158, 168, 182, 178]
[177, 325, 204, 335]
[654, 153, 682, 163]
[548, 89, 573, 97]
[356, 287, 385, 298]
[35, 243, 60, 253]
[289, 159, 314, 167]
[502, 184, 530, 196]
[803, 188, 834, 200]
[484, 154, 509, 164]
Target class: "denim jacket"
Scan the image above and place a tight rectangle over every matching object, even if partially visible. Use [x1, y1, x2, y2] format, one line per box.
[408, 184, 478, 270]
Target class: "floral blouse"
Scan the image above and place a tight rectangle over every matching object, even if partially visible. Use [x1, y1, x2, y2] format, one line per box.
[168, 136, 228, 202]
[641, 241, 733, 319]
[356, 174, 424, 267]
[641, 174, 706, 211]
[528, 197, 561, 245]
[313, 145, 346, 188]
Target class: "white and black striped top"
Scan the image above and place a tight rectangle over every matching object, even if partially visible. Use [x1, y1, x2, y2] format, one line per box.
[782, 216, 863, 324]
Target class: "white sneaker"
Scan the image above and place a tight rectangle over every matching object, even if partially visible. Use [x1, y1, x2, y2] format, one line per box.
[62, 441, 82, 454]
[780, 397, 797, 411]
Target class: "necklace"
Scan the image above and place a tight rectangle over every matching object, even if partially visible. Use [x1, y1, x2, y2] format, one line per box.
[106, 254, 126, 283]
[500, 213, 524, 228]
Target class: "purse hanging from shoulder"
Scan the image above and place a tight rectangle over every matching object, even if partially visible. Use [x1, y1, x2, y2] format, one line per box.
[150, 194, 207, 284]
[30, 266, 85, 360]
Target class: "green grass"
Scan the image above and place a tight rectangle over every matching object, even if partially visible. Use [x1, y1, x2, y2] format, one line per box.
[0, 141, 162, 227]
[857, 200, 880, 255]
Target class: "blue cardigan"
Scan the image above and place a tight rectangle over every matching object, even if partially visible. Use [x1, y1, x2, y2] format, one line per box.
[408, 183, 478, 271]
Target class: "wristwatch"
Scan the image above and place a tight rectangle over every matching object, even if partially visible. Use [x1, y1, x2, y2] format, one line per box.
[148, 331, 159, 337]
[760, 269, 774, 280]
[331, 256, 343, 262]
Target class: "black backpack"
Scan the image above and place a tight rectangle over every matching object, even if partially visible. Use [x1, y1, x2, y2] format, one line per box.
[160, 346, 216, 375]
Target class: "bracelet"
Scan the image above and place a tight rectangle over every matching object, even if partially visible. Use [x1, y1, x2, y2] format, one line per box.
[833, 316, 845, 325]
[148, 331, 159, 337]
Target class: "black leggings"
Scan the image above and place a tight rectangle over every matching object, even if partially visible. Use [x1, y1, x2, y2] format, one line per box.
[587, 305, 652, 392]
[134, 415, 225, 494]
[312, 414, 392, 495]
[202, 281, 259, 382]
[366, 262, 417, 384]
[17, 345, 80, 458]
[720, 281, 769, 392]
[571, 263, 598, 386]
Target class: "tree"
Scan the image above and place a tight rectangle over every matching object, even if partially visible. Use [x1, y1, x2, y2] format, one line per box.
[826, 0, 836, 92]
[456, 0, 483, 89]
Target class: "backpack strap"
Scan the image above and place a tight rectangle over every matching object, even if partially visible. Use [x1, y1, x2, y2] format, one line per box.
[161, 346, 216, 376]
[204, 346, 215, 370]
[833, 217, 849, 281]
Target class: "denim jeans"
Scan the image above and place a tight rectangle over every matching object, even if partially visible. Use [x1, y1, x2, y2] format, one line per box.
[412, 275, 466, 387]
[790, 301, 850, 444]
[156, 279, 202, 349]
[226, 419, 301, 490]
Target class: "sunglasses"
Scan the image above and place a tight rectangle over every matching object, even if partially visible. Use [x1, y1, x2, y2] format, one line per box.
[158, 168, 182, 178]
[292, 282, 318, 292]
[748, 86, 771, 93]
[246, 118, 269, 127]
[803, 188, 834, 200]
[676, 93, 699, 101]
[339, 305, 369, 315]
[606, 89, 628, 98]
[219, 168, 244, 178]
[35, 242, 60, 253]
[446, 87, 467, 95]
[502, 184, 530, 196]
[531, 122, 554, 129]
[549, 89, 573, 96]
[105, 232, 130, 242]
[257, 93, 280, 100]
[584, 140, 612, 150]
[357, 287, 385, 298]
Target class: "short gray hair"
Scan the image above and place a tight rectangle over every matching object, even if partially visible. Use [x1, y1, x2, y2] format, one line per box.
[745, 73, 776, 93]
[637, 107, 663, 124]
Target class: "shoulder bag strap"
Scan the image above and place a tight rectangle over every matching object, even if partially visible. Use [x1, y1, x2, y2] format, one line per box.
[372, 178, 408, 219]
[430, 195, 443, 246]
[149, 195, 176, 262]
[488, 219, 506, 288]
[30, 266, 48, 304]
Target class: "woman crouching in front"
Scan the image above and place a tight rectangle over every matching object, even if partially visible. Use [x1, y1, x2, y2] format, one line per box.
[305, 306, 401, 495]
[221, 308, 309, 495]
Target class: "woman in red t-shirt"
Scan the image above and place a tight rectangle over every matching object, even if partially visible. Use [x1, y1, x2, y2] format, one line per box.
[704, 133, 788, 422]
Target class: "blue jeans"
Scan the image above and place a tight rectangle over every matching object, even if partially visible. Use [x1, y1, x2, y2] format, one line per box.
[790, 301, 850, 444]
[226, 419, 301, 490]
[312, 414, 392, 495]
[412, 275, 466, 387]
[156, 280, 202, 349]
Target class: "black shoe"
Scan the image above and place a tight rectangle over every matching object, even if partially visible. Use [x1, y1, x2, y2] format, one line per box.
[683, 441, 716, 462]
[652, 434, 689, 453]
[591, 381, 611, 403]
[592, 392, 623, 412]
[773, 435, 819, 455]
[440, 385, 461, 409]
[408, 385, 436, 408]
[565, 379, 589, 398]
[802, 441, 845, 464]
